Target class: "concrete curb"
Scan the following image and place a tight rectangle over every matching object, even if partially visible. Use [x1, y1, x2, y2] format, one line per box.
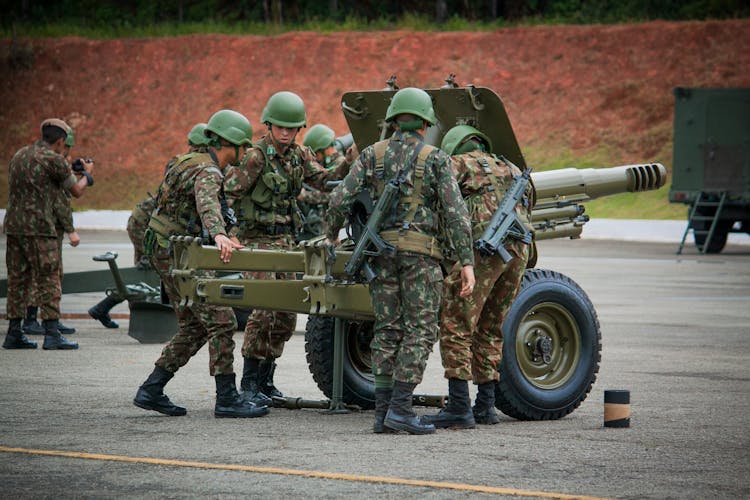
[1, 209, 749, 245]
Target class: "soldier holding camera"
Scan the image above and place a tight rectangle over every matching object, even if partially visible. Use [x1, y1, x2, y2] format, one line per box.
[3, 118, 94, 350]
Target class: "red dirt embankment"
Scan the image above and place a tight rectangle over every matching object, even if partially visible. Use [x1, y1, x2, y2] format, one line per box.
[1, 20, 749, 210]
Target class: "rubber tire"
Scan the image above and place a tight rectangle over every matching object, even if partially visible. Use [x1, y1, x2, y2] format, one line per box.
[693, 220, 731, 254]
[495, 268, 601, 420]
[304, 316, 376, 409]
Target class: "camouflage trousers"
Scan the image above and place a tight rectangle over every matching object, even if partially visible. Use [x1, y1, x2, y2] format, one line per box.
[240, 235, 297, 360]
[127, 217, 147, 266]
[369, 253, 443, 385]
[30, 228, 64, 308]
[439, 242, 528, 383]
[5, 234, 61, 320]
[149, 244, 237, 376]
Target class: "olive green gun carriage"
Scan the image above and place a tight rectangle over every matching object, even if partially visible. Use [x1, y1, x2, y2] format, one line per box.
[169, 84, 667, 420]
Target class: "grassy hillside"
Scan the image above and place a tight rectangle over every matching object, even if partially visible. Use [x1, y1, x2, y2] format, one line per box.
[1, 20, 748, 219]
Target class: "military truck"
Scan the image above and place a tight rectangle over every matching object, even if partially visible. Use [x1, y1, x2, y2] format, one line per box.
[170, 84, 666, 420]
[671, 87, 750, 254]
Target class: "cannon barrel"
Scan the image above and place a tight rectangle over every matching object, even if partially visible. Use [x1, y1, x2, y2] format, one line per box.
[528, 163, 666, 240]
[531, 163, 667, 209]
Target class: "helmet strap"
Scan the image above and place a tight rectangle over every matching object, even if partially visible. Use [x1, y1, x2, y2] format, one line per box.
[396, 119, 424, 132]
[455, 138, 485, 155]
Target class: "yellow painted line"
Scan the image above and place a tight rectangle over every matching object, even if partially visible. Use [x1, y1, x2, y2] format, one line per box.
[0, 445, 608, 500]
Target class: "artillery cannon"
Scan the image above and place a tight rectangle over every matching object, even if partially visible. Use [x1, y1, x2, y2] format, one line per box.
[170, 84, 666, 420]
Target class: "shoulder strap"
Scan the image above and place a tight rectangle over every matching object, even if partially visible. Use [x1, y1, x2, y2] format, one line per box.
[154, 152, 211, 211]
[402, 143, 434, 226]
[372, 140, 389, 196]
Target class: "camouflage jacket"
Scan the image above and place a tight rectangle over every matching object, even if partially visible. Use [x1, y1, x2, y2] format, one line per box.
[326, 130, 475, 267]
[53, 186, 75, 234]
[451, 150, 533, 239]
[128, 195, 157, 230]
[297, 151, 348, 207]
[4, 140, 77, 237]
[149, 149, 227, 239]
[223, 134, 349, 238]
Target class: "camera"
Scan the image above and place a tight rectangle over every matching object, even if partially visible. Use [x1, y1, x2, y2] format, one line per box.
[71, 158, 95, 186]
[71, 157, 92, 172]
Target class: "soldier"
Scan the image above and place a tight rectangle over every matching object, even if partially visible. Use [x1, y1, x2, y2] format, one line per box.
[421, 125, 532, 429]
[325, 88, 476, 434]
[296, 124, 357, 241]
[223, 91, 351, 407]
[88, 123, 212, 329]
[3, 118, 93, 350]
[132, 110, 268, 419]
[22, 129, 80, 337]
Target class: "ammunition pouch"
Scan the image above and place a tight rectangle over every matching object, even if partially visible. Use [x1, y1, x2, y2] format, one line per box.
[143, 228, 157, 257]
[380, 230, 444, 260]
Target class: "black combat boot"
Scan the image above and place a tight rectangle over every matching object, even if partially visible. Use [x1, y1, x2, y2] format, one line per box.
[88, 295, 122, 328]
[215, 373, 270, 418]
[42, 319, 78, 350]
[373, 388, 396, 434]
[420, 378, 476, 429]
[259, 358, 284, 405]
[3, 318, 38, 349]
[383, 380, 436, 435]
[240, 357, 273, 407]
[22, 306, 45, 335]
[473, 381, 501, 425]
[133, 365, 187, 416]
[56, 320, 76, 335]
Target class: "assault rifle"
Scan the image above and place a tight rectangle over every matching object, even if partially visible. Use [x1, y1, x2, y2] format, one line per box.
[474, 167, 533, 262]
[344, 170, 407, 281]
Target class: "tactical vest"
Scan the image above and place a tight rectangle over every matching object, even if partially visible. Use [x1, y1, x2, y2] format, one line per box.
[236, 143, 304, 236]
[463, 152, 532, 239]
[147, 151, 219, 238]
[371, 139, 444, 260]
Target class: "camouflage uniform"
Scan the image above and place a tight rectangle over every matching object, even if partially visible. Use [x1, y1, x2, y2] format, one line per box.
[224, 135, 349, 361]
[296, 151, 348, 241]
[326, 129, 475, 385]
[440, 151, 532, 383]
[145, 148, 237, 376]
[127, 195, 156, 266]
[4, 140, 77, 321]
[28, 184, 74, 318]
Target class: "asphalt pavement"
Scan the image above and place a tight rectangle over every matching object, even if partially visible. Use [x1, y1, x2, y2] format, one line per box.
[0, 229, 749, 499]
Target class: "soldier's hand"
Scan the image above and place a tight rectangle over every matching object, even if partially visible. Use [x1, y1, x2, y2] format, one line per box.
[345, 144, 359, 164]
[459, 264, 475, 298]
[68, 231, 81, 247]
[215, 234, 243, 263]
[82, 159, 95, 174]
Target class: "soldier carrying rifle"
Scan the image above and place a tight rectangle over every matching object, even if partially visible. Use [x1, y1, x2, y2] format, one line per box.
[326, 88, 476, 435]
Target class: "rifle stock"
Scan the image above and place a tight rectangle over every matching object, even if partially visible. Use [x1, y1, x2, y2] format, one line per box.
[474, 168, 533, 262]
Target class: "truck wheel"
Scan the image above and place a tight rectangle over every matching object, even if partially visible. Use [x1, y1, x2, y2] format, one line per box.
[693, 220, 731, 254]
[495, 269, 601, 420]
[304, 316, 376, 409]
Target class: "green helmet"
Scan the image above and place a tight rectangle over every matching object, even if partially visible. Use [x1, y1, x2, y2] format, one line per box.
[440, 125, 492, 155]
[261, 91, 306, 128]
[205, 110, 253, 146]
[385, 87, 437, 125]
[187, 122, 210, 147]
[303, 124, 335, 152]
[65, 128, 75, 147]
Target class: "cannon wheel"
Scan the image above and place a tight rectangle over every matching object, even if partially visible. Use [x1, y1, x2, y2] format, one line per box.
[305, 316, 376, 410]
[495, 269, 601, 420]
[304, 268, 601, 418]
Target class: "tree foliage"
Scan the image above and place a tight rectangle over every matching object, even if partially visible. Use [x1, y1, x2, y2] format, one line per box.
[3, 0, 748, 30]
